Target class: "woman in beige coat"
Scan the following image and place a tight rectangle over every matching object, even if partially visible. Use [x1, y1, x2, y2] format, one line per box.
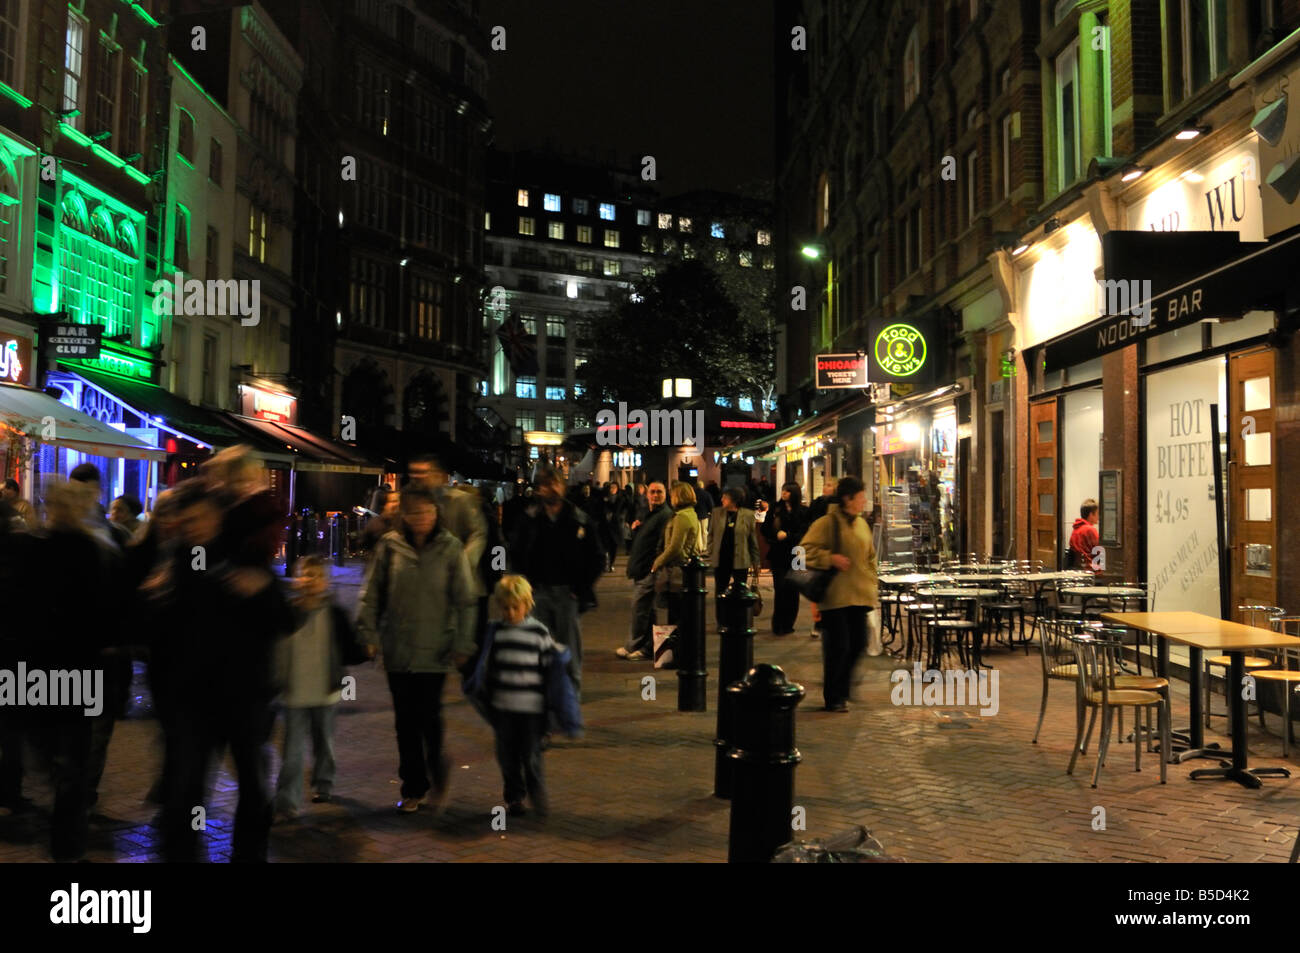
[799, 476, 878, 712]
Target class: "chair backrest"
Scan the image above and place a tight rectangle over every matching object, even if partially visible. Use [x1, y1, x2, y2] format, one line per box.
[1270, 615, 1300, 671]
[1239, 604, 1286, 628]
[1041, 613, 1080, 676]
[1068, 632, 1123, 703]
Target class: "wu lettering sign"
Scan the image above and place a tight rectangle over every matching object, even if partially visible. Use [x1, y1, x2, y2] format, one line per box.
[815, 353, 868, 389]
[45, 323, 103, 359]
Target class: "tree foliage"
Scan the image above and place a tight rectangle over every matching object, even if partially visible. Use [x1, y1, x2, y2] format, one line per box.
[579, 258, 774, 415]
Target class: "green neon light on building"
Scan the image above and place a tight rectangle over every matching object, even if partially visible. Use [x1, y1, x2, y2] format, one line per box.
[91, 144, 126, 169]
[0, 82, 32, 109]
[123, 166, 150, 186]
[59, 122, 94, 148]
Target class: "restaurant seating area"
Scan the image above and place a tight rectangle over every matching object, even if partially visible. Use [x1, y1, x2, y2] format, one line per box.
[876, 558, 1300, 804]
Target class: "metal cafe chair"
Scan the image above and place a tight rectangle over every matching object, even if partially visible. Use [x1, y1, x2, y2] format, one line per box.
[1250, 616, 1300, 757]
[1067, 632, 1169, 789]
[1205, 604, 1285, 729]
[916, 584, 974, 669]
[1079, 620, 1169, 752]
[1032, 610, 1080, 745]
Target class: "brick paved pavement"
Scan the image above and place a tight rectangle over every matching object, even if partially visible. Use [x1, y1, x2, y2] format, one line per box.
[3, 557, 1299, 862]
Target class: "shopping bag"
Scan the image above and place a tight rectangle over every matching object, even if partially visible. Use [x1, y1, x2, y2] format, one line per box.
[866, 605, 883, 656]
[652, 624, 677, 669]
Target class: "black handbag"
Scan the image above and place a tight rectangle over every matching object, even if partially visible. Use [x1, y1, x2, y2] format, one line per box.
[783, 512, 841, 602]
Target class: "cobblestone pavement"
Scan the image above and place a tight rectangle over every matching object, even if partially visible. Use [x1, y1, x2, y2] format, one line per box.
[3, 557, 1299, 862]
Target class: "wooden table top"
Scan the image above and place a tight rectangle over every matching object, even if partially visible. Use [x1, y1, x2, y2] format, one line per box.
[1100, 612, 1300, 651]
[926, 587, 1001, 598]
[1063, 586, 1147, 597]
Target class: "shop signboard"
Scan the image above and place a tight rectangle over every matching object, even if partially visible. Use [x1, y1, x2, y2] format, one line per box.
[815, 353, 868, 389]
[866, 312, 939, 387]
[45, 323, 102, 359]
[240, 384, 297, 424]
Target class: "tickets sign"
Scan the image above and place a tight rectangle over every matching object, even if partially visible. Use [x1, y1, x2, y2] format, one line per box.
[815, 353, 869, 389]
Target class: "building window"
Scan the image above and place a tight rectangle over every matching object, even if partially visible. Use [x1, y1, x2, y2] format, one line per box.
[757, 230, 771, 245]
[249, 207, 268, 262]
[518, 216, 535, 236]
[0, 0, 19, 88]
[710, 223, 725, 238]
[642, 263, 655, 277]
[349, 255, 388, 329]
[573, 198, 588, 215]
[636, 209, 651, 226]
[966, 150, 978, 225]
[544, 387, 565, 402]
[902, 26, 920, 109]
[682, 242, 695, 260]
[201, 334, 218, 406]
[205, 226, 218, 277]
[209, 139, 223, 186]
[545, 317, 565, 339]
[177, 109, 195, 164]
[658, 212, 672, 229]
[93, 39, 120, 139]
[519, 314, 537, 335]
[599, 202, 615, 221]
[121, 63, 144, 166]
[484, 211, 491, 230]
[515, 412, 535, 431]
[739, 250, 752, 267]
[715, 248, 728, 263]
[602, 258, 620, 276]
[640, 234, 654, 253]
[517, 189, 529, 207]
[63, 11, 88, 129]
[174, 206, 190, 271]
[543, 192, 561, 211]
[1178, 0, 1228, 98]
[57, 198, 142, 342]
[577, 225, 592, 243]
[515, 375, 537, 399]
[1001, 114, 1012, 199]
[1055, 40, 1080, 191]
[662, 236, 676, 254]
[815, 173, 830, 231]
[576, 255, 594, 272]
[604, 230, 620, 248]
[678, 217, 692, 233]
[738, 397, 754, 412]
[548, 221, 564, 240]
[762, 255, 774, 270]
[566, 280, 578, 299]
[545, 412, 565, 432]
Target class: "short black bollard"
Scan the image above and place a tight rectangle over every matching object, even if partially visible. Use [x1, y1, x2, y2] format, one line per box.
[726, 663, 804, 863]
[676, 555, 708, 712]
[713, 580, 757, 798]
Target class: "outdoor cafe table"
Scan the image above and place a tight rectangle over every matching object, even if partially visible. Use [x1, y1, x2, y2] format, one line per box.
[919, 587, 1001, 668]
[1101, 611, 1300, 788]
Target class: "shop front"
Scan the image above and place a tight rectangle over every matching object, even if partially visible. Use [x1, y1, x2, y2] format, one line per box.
[1015, 124, 1296, 621]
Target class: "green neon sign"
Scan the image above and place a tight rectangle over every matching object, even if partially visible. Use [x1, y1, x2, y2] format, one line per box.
[873, 322, 928, 377]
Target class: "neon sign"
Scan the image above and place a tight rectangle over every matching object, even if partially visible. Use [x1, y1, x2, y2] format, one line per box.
[873, 323, 927, 378]
[0, 340, 23, 382]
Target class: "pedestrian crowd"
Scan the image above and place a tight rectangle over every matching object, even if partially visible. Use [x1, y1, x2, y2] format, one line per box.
[0, 451, 877, 862]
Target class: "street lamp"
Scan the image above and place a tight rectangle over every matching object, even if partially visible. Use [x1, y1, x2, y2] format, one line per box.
[801, 242, 826, 260]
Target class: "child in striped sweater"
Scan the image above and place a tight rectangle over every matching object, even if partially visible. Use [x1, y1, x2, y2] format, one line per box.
[487, 574, 556, 817]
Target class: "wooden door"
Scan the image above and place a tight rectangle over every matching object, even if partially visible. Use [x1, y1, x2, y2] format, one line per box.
[1228, 348, 1277, 621]
[1030, 398, 1059, 569]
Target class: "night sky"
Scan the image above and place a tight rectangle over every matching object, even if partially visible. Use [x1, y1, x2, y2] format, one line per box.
[481, 0, 775, 197]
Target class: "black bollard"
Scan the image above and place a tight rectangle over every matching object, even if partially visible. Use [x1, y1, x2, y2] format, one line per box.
[331, 514, 345, 567]
[726, 663, 805, 863]
[676, 555, 708, 712]
[713, 580, 757, 798]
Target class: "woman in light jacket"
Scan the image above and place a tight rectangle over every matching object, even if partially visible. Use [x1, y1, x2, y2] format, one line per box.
[799, 476, 878, 712]
[357, 485, 478, 814]
[650, 482, 702, 625]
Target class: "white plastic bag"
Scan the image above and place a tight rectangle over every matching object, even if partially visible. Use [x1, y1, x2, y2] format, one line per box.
[652, 624, 676, 669]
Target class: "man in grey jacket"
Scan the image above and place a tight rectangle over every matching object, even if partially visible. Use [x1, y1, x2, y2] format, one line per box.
[616, 482, 671, 661]
[357, 485, 477, 814]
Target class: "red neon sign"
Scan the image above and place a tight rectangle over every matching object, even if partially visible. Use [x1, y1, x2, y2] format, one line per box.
[719, 420, 776, 430]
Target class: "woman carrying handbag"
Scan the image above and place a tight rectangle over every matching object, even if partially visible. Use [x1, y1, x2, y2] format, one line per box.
[797, 477, 878, 712]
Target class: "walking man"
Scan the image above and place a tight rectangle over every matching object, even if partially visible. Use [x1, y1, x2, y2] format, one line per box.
[616, 482, 671, 661]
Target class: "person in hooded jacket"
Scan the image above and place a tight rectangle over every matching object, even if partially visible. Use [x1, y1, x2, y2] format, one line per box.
[357, 485, 477, 814]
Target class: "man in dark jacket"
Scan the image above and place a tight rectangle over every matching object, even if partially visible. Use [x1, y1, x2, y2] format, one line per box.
[616, 482, 671, 660]
[508, 467, 603, 700]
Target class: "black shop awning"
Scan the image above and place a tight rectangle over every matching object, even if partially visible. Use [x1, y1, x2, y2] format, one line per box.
[1040, 227, 1300, 372]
